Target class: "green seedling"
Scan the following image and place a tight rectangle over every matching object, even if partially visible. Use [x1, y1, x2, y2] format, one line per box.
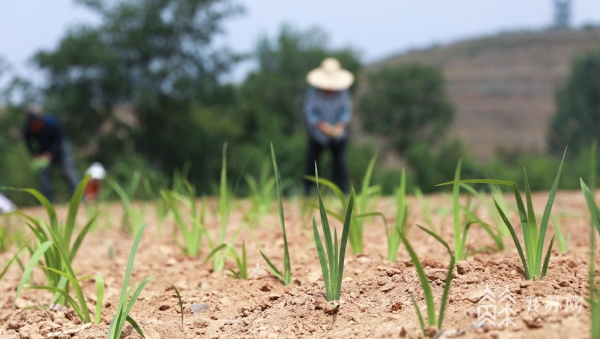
[447, 160, 502, 259]
[550, 215, 570, 253]
[587, 139, 597, 304]
[305, 154, 380, 255]
[0, 246, 26, 282]
[459, 184, 505, 253]
[402, 225, 455, 337]
[108, 170, 144, 234]
[210, 143, 232, 272]
[107, 223, 183, 338]
[353, 155, 381, 254]
[580, 179, 600, 339]
[161, 180, 207, 257]
[260, 144, 291, 285]
[451, 160, 464, 259]
[0, 221, 9, 253]
[244, 160, 276, 225]
[385, 168, 409, 262]
[414, 187, 451, 234]
[312, 164, 354, 308]
[205, 241, 248, 280]
[15, 240, 105, 325]
[5, 176, 99, 305]
[489, 184, 512, 237]
[438, 150, 566, 280]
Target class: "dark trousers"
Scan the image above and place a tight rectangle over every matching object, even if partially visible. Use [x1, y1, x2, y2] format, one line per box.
[38, 139, 80, 202]
[304, 136, 349, 195]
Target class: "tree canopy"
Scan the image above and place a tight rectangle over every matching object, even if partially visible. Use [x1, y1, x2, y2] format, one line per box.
[34, 0, 244, 175]
[358, 63, 453, 154]
[548, 49, 600, 156]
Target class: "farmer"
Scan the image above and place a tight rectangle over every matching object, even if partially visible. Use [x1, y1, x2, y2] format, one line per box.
[303, 57, 355, 195]
[22, 106, 80, 202]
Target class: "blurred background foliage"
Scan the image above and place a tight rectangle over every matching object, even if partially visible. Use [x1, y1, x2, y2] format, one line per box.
[1, 0, 599, 206]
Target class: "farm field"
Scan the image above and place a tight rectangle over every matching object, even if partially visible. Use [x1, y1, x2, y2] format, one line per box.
[0, 190, 598, 339]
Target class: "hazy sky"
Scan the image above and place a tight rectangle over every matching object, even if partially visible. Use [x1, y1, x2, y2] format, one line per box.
[2, 0, 600, 83]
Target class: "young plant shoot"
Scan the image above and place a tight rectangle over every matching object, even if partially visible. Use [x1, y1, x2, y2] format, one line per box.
[401, 225, 455, 336]
[260, 144, 292, 285]
[107, 223, 183, 338]
[438, 150, 566, 280]
[312, 163, 354, 309]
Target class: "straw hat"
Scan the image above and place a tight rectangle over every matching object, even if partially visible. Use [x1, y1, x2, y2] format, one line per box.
[306, 58, 355, 91]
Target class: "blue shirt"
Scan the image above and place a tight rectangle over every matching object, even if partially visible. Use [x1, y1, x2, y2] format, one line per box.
[23, 114, 65, 160]
[304, 86, 352, 145]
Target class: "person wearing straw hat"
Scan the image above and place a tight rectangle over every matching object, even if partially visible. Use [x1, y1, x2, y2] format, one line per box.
[303, 57, 355, 195]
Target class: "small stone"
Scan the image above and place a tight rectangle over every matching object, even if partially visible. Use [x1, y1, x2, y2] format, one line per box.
[425, 326, 438, 338]
[465, 308, 477, 318]
[380, 284, 395, 292]
[425, 268, 448, 281]
[467, 291, 483, 303]
[523, 316, 544, 328]
[308, 271, 322, 283]
[6, 322, 21, 330]
[249, 265, 269, 279]
[159, 304, 171, 311]
[357, 257, 371, 264]
[390, 301, 402, 311]
[166, 258, 177, 266]
[399, 326, 407, 337]
[194, 319, 210, 328]
[377, 266, 401, 276]
[269, 294, 280, 300]
[520, 281, 533, 288]
[456, 260, 471, 275]
[190, 303, 209, 314]
[437, 329, 465, 338]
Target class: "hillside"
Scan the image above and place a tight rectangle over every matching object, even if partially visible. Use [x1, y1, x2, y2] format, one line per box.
[367, 28, 600, 162]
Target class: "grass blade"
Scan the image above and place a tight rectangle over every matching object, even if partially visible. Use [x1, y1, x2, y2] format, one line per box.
[535, 150, 566, 278]
[65, 176, 91, 248]
[336, 191, 354, 301]
[410, 292, 427, 337]
[494, 199, 530, 279]
[312, 215, 331, 300]
[14, 241, 54, 307]
[541, 235, 555, 279]
[400, 234, 435, 327]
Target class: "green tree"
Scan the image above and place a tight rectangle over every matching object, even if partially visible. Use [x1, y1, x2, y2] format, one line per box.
[34, 0, 244, 180]
[548, 49, 600, 156]
[358, 63, 453, 154]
